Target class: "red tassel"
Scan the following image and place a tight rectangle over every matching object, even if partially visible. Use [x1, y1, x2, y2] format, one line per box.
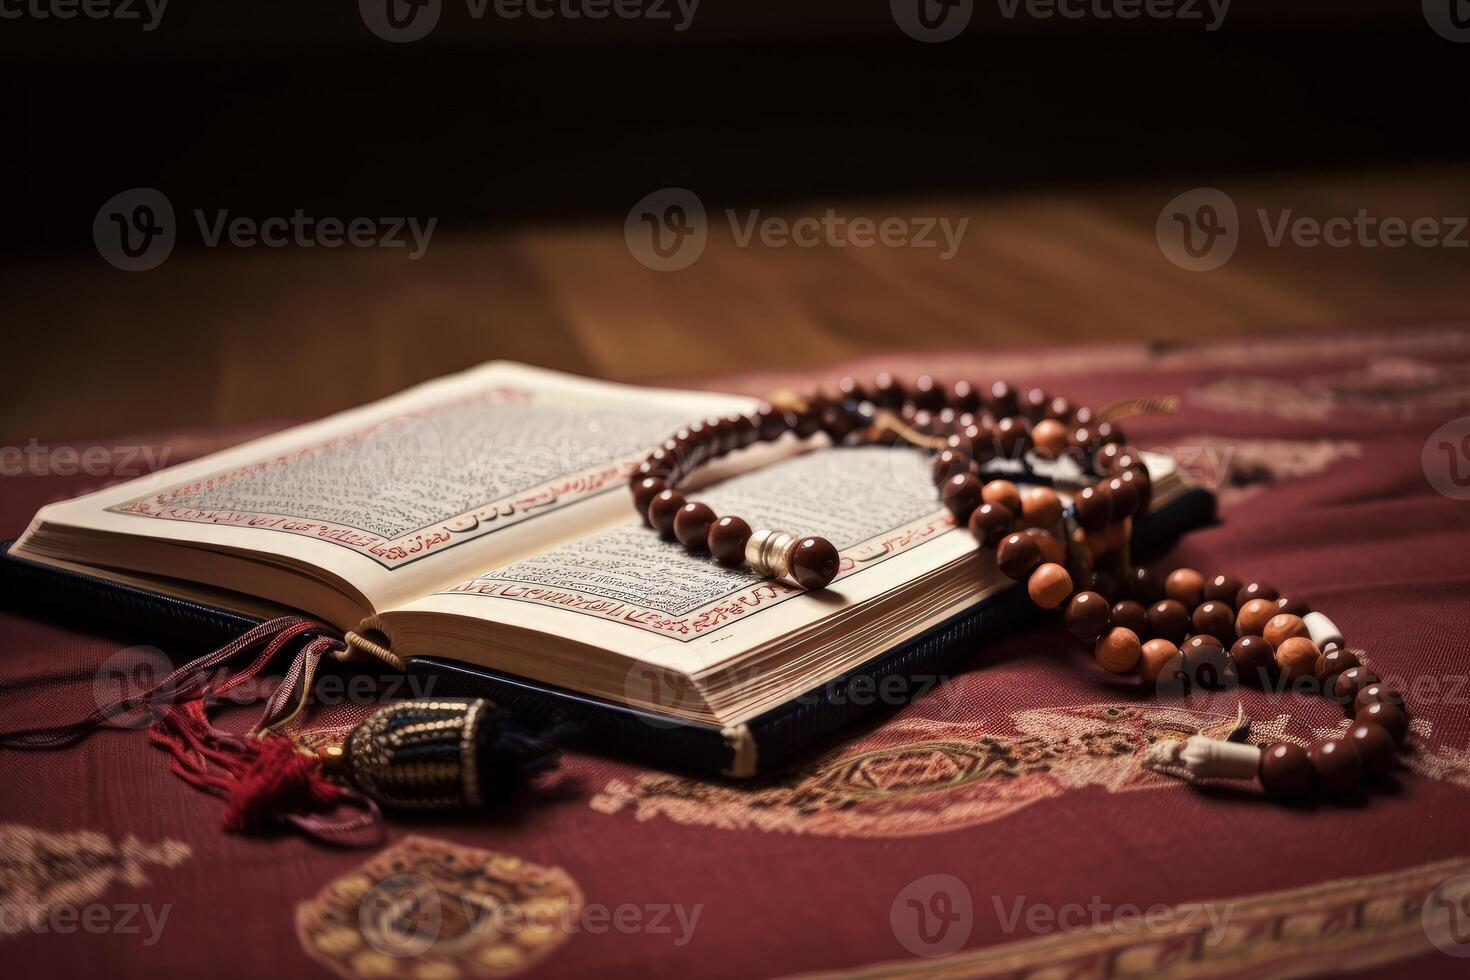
[0, 615, 382, 845]
[221, 735, 341, 833]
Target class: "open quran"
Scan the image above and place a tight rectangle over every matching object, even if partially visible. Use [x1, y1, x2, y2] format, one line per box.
[7, 363, 1207, 775]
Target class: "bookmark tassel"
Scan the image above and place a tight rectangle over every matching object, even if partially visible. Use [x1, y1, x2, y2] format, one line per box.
[0, 616, 565, 843]
[0, 616, 384, 846]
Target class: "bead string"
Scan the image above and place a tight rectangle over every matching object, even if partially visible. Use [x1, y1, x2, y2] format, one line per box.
[628, 373, 1411, 801]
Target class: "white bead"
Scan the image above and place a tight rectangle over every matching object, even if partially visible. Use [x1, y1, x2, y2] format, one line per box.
[1179, 736, 1262, 780]
[1303, 612, 1343, 652]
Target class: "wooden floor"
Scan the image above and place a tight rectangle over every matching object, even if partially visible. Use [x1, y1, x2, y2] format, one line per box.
[5, 165, 1468, 442]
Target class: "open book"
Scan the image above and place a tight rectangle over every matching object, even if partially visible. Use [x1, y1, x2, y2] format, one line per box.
[11, 363, 1195, 774]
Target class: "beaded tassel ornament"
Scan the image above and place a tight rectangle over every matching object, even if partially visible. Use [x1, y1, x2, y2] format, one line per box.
[0, 618, 561, 843]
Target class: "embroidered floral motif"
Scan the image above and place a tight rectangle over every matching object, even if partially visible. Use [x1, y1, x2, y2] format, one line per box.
[0, 824, 191, 939]
[296, 835, 582, 980]
[591, 704, 1243, 838]
[1189, 355, 1470, 423]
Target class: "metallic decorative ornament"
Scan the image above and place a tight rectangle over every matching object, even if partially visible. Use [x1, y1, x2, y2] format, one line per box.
[343, 699, 491, 811]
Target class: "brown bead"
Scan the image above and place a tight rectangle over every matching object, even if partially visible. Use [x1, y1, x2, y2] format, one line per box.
[981, 479, 1022, 515]
[913, 374, 945, 412]
[1025, 527, 1067, 566]
[631, 477, 667, 524]
[1164, 568, 1206, 608]
[755, 403, 787, 441]
[819, 402, 858, 443]
[1020, 487, 1063, 528]
[1348, 722, 1396, 779]
[1274, 595, 1310, 618]
[948, 379, 980, 413]
[1355, 683, 1406, 714]
[1073, 484, 1112, 532]
[1235, 598, 1278, 638]
[1020, 386, 1050, 421]
[837, 375, 867, 404]
[791, 536, 840, 590]
[1106, 476, 1139, 520]
[1273, 636, 1321, 681]
[1147, 599, 1191, 644]
[871, 372, 905, 409]
[1065, 591, 1111, 644]
[997, 532, 1042, 581]
[1333, 667, 1381, 705]
[1204, 574, 1243, 605]
[731, 413, 760, 448]
[1095, 627, 1142, 674]
[1095, 441, 1129, 472]
[931, 448, 972, 485]
[1259, 742, 1313, 798]
[1182, 637, 1236, 690]
[1031, 419, 1068, 460]
[1236, 581, 1279, 608]
[1314, 647, 1359, 683]
[941, 474, 983, 523]
[967, 502, 1014, 547]
[647, 489, 686, 538]
[1109, 600, 1150, 637]
[995, 416, 1031, 457]
[1111, 448, 1145, 474]
[1027, 563, 1073, 609]
[1139, 639, 1182, 684]
[1090, 569, 1124, 604]
[1118, 466, 1151, 514]
[986, 380, 1018, 417]
[1127, 566, 1164, 604]
[1309, 739, 1363, 795]
[1191, 601, 1236, 644]
[673, 502, 717, 551]
[1263, 614, 1310, 650]
[1047, 395, 1073, 420]
[1355, 702, 1408, 745]
[708, 515, 752, 566]
[1230, 635, 1275, 685]
[1093, 420, 1124, 446]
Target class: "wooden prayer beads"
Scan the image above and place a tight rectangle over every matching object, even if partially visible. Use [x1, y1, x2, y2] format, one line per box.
[631, 372, 1412, 805]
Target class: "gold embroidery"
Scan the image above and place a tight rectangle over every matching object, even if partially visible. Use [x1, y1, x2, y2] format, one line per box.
[592, 704, 1242, 839]
[783, 856, 1470, 979]
[0, 824, 191, 939]
[296, 835, 582, 980]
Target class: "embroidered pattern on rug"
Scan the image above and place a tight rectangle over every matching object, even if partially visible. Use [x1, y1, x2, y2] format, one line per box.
[0, 824, 191, 939]
[590, 703, 1243, 839]
[1162, 434, 1363, 507]
[1189, 354, 1470, 423]
[781, 855, 1470, 979]
[296, 834, 583, 980]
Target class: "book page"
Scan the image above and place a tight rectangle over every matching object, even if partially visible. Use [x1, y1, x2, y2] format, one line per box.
[387, 444, 987, 673]
[15, 363, 756, 616]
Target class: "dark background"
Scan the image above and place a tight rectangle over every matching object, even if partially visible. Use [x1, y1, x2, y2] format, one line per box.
[2, 2, 1468, 439]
